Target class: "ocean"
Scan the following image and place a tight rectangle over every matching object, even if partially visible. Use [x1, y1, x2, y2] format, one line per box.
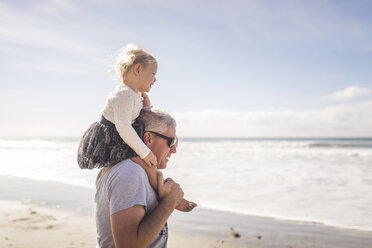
[1, 137, 372, 231]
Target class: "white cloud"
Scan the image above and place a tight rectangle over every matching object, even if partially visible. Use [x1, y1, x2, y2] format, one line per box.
[172, 101, 372, 137]
[0, 2, 90, 53]
[322, 86, 371, 101]
[1, 94, 371, 138]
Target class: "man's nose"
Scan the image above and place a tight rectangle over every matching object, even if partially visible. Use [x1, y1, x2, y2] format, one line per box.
[170, 145, 177, 153]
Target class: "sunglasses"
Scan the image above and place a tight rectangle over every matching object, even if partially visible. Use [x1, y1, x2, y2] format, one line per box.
[146, 130, 178, 148]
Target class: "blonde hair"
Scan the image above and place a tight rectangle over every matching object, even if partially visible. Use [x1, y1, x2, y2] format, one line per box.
[114, 43, 157, 83]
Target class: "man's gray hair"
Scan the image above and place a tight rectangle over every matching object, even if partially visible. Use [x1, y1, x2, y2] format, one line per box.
[140, 108, 176, 134]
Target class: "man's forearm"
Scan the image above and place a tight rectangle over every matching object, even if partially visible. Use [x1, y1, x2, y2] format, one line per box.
[112, 200, 175, 248]
[136, 200, 174, 247]
[133, 171, 184, 247]
[112, 171, 183, 248]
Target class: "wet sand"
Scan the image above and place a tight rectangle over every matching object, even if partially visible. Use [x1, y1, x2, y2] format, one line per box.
[169, 207, 372, 248]
[2, 199, 372, 248]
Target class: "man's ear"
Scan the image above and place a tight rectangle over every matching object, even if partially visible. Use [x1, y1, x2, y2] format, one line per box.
[143, 132, 152, 146]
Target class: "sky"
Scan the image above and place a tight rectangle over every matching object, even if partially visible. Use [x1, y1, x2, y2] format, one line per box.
[0, 0, 371, 138]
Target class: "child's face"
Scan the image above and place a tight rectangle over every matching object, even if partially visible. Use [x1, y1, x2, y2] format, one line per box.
[138, 63, 157, 93]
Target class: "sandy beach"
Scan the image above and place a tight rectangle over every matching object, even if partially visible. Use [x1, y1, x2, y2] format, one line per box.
[0, 200, 96, 248]
[1, 175, 372, 248]
[2, 199, 372, 248]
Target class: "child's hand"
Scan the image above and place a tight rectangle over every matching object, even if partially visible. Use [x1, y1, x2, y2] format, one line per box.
[176, 199, 197, 212]
[143, 151, 157, 168]
[141, 92, 151, 108]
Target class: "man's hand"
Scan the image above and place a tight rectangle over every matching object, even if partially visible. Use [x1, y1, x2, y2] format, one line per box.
[157, 172, 184, 209]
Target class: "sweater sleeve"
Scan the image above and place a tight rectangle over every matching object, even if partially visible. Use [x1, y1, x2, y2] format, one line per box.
[111, 91, 151, 159]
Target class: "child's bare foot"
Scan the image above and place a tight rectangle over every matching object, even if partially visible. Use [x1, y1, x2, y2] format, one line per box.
[176, 199, 197, 212]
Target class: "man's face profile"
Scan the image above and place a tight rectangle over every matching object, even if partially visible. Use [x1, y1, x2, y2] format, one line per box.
[148, 125, 177, 170]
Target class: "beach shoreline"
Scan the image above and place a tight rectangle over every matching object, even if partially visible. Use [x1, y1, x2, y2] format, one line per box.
[1, 174, 372, 247]
[1, 199, 372, 248]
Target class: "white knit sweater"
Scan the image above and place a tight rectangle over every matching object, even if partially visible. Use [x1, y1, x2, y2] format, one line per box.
[102, 84, 150, 159]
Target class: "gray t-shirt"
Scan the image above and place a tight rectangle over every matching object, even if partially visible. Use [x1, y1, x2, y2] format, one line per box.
[95, 159, 168, 248]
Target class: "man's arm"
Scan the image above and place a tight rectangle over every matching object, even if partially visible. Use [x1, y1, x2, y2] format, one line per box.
[110, 172, 183, 248]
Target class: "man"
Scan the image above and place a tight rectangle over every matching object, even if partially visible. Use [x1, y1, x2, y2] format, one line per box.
[95, 108, 183, 248]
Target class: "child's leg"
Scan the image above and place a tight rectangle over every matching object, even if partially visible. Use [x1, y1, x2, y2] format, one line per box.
[175, 199, 197, 212]
[139, 160, 159, 190]
[135, 158, 197, 212]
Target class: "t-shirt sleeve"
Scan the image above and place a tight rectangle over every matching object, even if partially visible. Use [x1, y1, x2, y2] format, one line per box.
[108, 166, 148, 215]
[111, 90, 150, 159]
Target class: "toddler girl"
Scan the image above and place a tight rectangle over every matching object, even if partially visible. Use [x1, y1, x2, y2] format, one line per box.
[78, 44, 196, 212]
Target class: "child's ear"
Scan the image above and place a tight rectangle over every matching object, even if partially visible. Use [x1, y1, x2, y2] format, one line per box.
[133, 63, 142, 76]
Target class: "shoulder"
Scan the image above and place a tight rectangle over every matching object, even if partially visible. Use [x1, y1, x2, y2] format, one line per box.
[106, 159, 148, 188]
[99, 159, 152, 215]
[116, 85, 139, 98]
[110, 85, 141, 104]
[110, 158, 146, 175]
